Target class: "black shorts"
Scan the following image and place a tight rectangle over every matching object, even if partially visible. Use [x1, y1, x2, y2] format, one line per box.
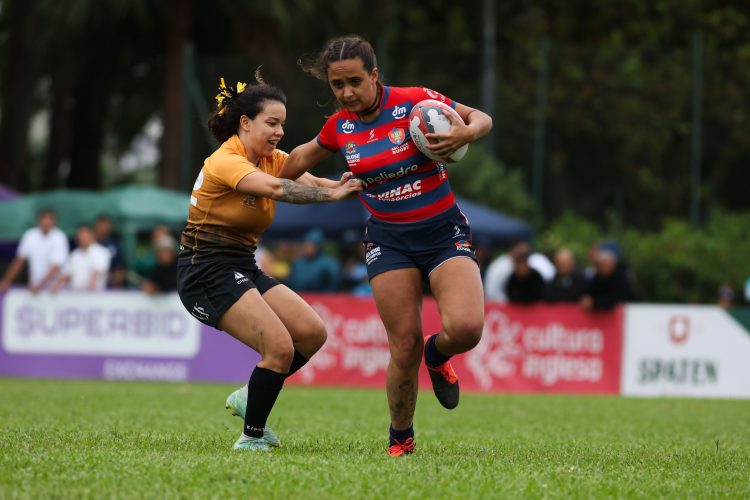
[363, 205, 478, 281]
[176, 252, 281, 328]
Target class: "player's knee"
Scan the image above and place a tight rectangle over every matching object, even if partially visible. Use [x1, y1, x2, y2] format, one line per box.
[445, 315, 484, 350]
[306, 319, 328, 351]
[263, 337, 295, 372]
[389, 333, 423, 367]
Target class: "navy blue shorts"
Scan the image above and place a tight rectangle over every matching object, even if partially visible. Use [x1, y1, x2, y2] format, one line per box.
[363, 205, 478, 280]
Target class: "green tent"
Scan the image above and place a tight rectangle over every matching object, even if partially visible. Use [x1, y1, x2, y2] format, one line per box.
[0, 186, 190, 265]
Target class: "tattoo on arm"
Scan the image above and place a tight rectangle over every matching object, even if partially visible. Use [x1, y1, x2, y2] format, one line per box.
[277, 179, 331, 204]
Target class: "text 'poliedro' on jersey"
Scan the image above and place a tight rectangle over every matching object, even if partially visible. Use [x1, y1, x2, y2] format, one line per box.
[317, 86, 458, 223]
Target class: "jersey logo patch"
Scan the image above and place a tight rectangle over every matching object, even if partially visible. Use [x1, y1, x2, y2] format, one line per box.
[388, 128, 405, 145]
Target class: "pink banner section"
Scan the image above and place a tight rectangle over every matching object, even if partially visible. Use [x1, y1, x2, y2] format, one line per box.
[291, 295, 624, 395]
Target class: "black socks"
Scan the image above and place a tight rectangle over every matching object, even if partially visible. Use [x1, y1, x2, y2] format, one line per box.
[424, 333, 451, 367]
[286, 350, 309, 377]
[243, 366, 286, 438]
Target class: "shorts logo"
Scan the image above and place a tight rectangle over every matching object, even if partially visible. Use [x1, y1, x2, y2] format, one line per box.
[452, 225, 466, 238]
[234, 271, 249, 285]
[388, 127, 405, 145]
[365, 245, 381, 265]
[191, 304, 209, 322]
[455, 240, 473, 253]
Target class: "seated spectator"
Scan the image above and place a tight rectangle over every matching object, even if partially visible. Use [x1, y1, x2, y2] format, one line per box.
[0, 208, 69, 293]
[546, 248, 587, 303]
[94, 214, 125, 288]
[141, 236, 178, 294]
[484, 239, 554, 302]
[580, 248, 634, 310]
[50, 225, 111, 292]
[288, 229, 340, 292]
[505, 251, 545, 304]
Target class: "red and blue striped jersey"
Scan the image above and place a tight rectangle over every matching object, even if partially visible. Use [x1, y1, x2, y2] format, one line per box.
[317, 86, 458, 223]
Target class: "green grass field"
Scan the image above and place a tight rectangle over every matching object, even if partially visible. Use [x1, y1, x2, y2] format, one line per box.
[1, 379, 749, 499]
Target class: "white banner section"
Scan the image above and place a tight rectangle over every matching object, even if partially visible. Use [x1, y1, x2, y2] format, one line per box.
[622, 305, 750, 398]
[2, 290, 200, 358]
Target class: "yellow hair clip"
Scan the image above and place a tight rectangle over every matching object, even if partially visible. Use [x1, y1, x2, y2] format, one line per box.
[214, 78, 249, 116]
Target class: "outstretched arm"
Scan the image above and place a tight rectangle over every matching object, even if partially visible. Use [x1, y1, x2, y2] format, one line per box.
[278, 138, 333, 181]
[236, 169, 361, 204]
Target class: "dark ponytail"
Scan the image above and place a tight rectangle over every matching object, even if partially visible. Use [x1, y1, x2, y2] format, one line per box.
[298, 34, 378, 81]
[207, 71, 287, 143]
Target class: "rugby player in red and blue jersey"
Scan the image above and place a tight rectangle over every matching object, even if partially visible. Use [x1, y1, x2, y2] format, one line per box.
[281, 35, 493, 457]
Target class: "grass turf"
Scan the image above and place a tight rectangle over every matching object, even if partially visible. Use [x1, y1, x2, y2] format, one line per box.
[0, 378, 749, 499]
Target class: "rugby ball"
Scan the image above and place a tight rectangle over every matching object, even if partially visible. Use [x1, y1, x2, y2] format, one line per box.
[409, 99, 469, 163]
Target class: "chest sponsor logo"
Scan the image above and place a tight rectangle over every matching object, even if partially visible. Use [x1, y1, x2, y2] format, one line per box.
[392, 105, 407, 119]
[363, 164, 418, 187]
[341, 120, 355, 134]
[371, 180, 422, 201]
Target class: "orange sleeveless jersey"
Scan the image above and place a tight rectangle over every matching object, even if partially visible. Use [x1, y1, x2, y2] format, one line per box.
[181, 135, 288, 260]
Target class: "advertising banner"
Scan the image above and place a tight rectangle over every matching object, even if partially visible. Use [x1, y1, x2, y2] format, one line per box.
[622, 305, 750, 398]
[0, 289, 257, 383]
[0, 291, 624, 394]
[292, 297, 624, 394]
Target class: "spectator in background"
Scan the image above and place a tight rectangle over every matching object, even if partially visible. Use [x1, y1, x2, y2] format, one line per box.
[141, 235, 178, 294]
[546, 248, 587, 303]
[717, 284, 735, 309]
[484, 239, 554, 302]
[133, 225, 174, 282]
[288, 229, 340, 292]
[0, 208, 69, 293]
[94, 214, 125, 288]
[265, 241, 294, 283]
[580, 248, 634, 311]
[505, 250, 545, 304]
[50, 225, 110, 292]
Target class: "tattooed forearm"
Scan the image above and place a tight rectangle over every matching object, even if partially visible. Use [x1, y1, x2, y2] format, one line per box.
[277, 179, 331, 204]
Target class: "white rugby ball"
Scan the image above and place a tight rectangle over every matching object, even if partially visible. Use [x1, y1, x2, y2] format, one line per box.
[409, 99, 468, 163]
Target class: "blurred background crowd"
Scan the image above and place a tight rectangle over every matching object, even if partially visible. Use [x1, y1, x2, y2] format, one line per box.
[2, 206, 749, 310]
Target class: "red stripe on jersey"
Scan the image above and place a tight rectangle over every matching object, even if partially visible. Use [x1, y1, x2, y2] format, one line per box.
[363, 192, 456, 223]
